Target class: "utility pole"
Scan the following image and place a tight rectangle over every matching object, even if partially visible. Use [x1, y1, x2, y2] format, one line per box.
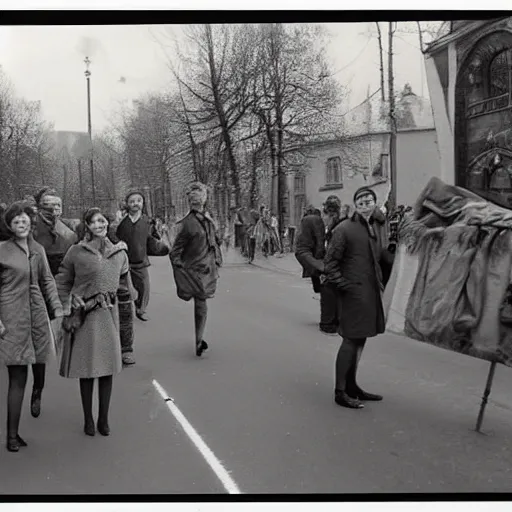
[62, 164, 68, 213]
[78, 159, 84, 212]
[84, 56, 96, 204]
[388, 22, 398, 212]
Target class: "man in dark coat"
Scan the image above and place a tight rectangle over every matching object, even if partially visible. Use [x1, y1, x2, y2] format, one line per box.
[170, 182, 222, 357]
[30, 187, 78, 419]
[116, 190, 169, 328]
[295, 197, 343, 334]
[324, 186, 394, 409]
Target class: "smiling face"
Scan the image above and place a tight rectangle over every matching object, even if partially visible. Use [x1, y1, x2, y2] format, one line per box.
[127, 194, 144, 214]
[10, 213, 31, 239]
[86, 212, 108, 239]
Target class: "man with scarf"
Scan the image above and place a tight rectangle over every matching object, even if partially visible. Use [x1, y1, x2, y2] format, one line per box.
[30, 186, 78, 419]
[324, 187, 394, 409]
[170, 182, 222, 356]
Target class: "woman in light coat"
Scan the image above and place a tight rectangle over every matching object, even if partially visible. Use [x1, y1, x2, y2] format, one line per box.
[0, 202, 63, 452]
[55, 207, 133, 437]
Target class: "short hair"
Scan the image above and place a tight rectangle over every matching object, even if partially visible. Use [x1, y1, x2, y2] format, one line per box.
[4, 201, 37, 229]
[35, 187, 58, 206]
[322, 195, 341, 215]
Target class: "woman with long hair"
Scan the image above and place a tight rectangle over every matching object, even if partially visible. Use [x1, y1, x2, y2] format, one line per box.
[55, 207, 133, 436]
[170, 182, 222, 356]
[0, 202, 63, 452]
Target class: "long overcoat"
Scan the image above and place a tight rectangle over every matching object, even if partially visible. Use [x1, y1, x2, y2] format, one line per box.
[55, 239, 131, 378]
[170, 210, 222, 301]
[295, 214, 326, 278]
[324, 210, 393, 339]
[0, 237, 63, 365]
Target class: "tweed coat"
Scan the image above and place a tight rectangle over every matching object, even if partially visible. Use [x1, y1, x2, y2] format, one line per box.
[0, 236, 63, 365]
[55, 239, 131, 378]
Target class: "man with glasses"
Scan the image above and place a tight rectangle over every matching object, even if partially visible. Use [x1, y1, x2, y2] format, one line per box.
[324, 187, 394, 409]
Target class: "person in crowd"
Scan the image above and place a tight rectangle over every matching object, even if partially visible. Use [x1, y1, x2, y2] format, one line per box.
[269, 211, 281, 254]
[75, 212, 136, 367]
[116, 191, 169, 324]
[324, 187, 394, 409]
[317, 196, 345, 335]
[170, 182, 222, 357]
[55, 207, 134, 437]
[0, 202, 63, 452]
[295, 203, 327, 308]
[29, 187, 77, 419]
[245, 208, 260, 263]
[254, 205, 272, 258]
[0, 203, 10, 241]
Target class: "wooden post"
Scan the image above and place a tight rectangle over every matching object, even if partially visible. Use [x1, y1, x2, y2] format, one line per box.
[475, 360, 497, 434]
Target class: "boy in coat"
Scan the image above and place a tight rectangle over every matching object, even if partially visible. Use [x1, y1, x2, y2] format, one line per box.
[116, 191, 169, 325]
[324, 187, 394, 409]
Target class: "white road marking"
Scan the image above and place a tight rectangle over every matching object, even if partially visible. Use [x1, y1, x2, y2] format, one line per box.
[152, 379, 242, 495]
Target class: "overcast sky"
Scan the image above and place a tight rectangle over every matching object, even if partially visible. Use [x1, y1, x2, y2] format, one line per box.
[0, 22, 429, 133]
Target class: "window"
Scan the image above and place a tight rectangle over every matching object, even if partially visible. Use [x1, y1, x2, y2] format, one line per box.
[326, 157, 342, 185]
[294, 175, 305, 194]
[489, 50, 511, 98]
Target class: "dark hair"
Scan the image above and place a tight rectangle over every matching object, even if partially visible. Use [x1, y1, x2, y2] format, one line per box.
[83, 207, 105, 225]
[34, 187, 58, 206]
[4, 201, 36, 230]
[323, 195, 341, 216]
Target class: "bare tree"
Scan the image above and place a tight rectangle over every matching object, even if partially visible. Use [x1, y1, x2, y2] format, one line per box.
[254, 23, 342, 237]
[159, 24, 261, 207]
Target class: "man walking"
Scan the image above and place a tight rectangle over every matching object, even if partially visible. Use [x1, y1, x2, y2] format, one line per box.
[324, 187, 394, 409]
[116, 191, 169, 324]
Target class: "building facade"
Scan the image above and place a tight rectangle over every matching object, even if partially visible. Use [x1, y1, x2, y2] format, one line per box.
[282, 85, 442, 223]
[425, 18, 512, 209]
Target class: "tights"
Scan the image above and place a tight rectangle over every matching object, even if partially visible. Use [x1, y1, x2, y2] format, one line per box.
[194, 298, 208, 344]
[335, 337, 367, 392]
[7, 366, 28, 439]
[79, 376, 113, 426]
[32, 363, 45, 391]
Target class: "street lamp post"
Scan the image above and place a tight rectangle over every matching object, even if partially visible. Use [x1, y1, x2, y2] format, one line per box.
[84, 56, 96, 204]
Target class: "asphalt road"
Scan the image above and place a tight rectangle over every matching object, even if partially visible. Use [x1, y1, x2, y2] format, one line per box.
[2, 256, 512, 494]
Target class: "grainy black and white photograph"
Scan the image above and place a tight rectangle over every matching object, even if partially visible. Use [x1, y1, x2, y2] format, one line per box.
[0, 5, 512, 502]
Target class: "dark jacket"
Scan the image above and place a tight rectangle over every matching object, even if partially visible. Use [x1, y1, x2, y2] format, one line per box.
[295, 214, 326, 278]
[170, 210, 222, 301]
[324, 209, 394, 339]
[116, 213, 169, 269]
[32, 212, 78, 276]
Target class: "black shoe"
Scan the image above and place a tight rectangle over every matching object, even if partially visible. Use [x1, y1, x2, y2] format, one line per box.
[6, 437, 19, 452]
[84, 421, 96, 437]
[97, 421, 110, 437]
[196, 340, 209, 357]
[334, 390, 364, 409]
[136, 311, 149, 322]
[31, 389, 42, 418]
[320, 326, 338, 336]
[16, 435, 27, 447]
[347, 386, 383, 402]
